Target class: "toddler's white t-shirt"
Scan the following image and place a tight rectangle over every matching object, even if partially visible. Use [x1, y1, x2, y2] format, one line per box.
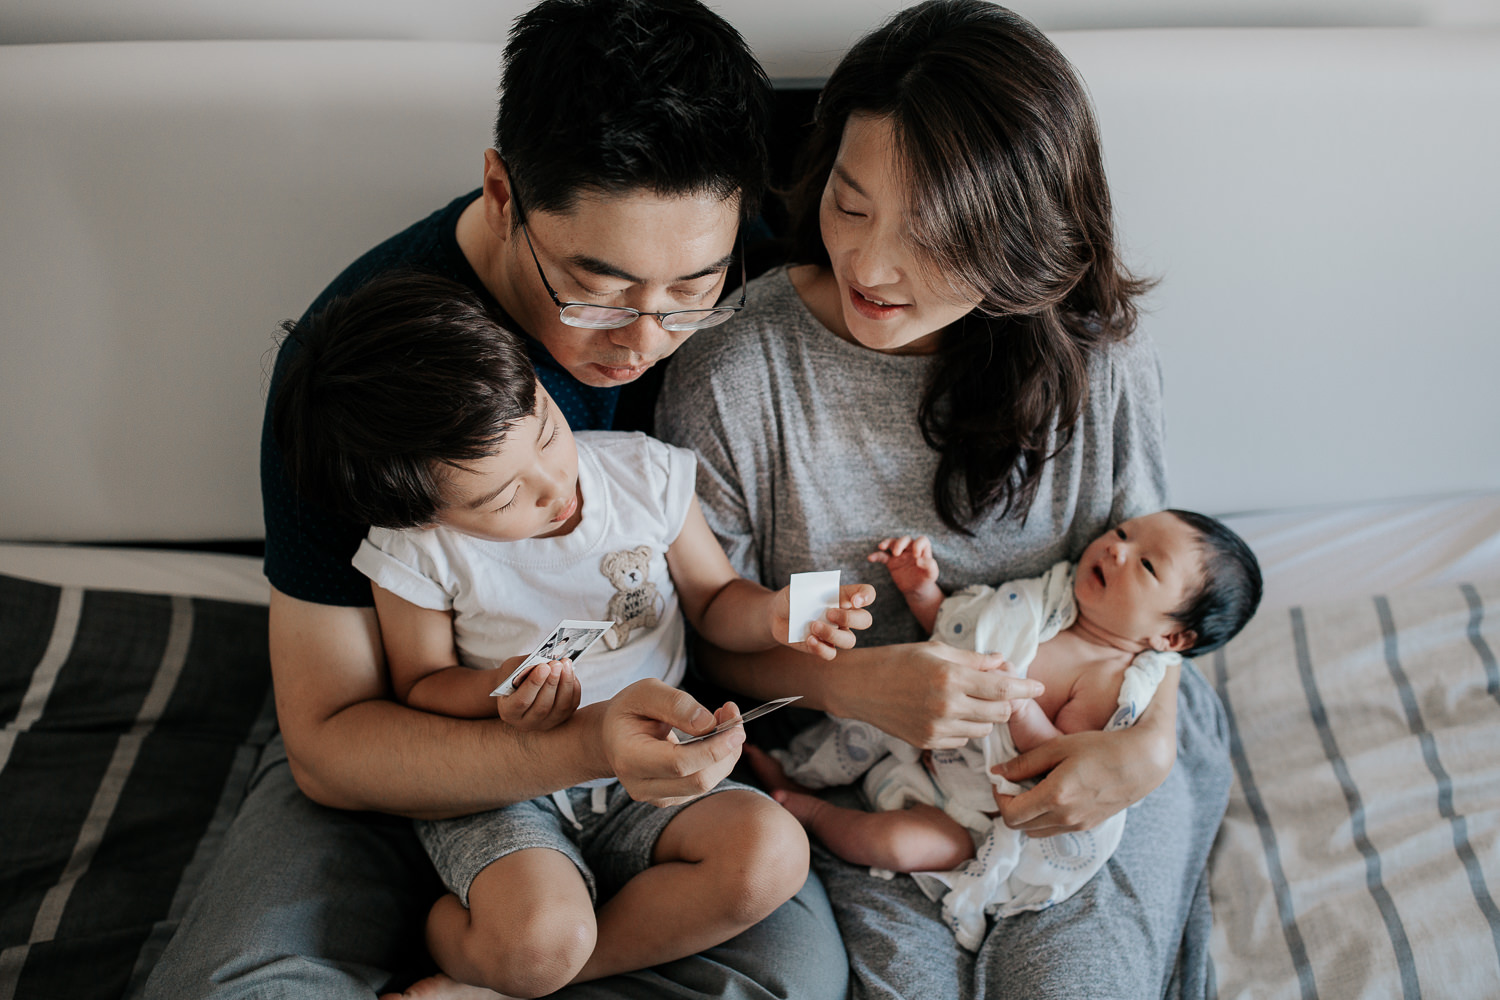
[352, 431, 697, 708]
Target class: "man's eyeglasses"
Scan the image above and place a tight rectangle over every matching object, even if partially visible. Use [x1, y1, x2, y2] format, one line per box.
[519, 218, 746, 333]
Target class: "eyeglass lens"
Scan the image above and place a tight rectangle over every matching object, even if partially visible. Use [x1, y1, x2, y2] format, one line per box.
[557, 305, 736, 332]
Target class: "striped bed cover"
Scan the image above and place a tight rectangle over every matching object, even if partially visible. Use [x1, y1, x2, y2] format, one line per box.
[0, 573, 274, 1000]
[1207, 577, 1500, 998]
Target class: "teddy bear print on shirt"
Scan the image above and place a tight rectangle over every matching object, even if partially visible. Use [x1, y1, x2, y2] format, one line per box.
[600, 546, 664, 649]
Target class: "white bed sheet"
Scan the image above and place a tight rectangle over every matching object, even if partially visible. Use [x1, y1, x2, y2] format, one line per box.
[0, 543, 269, 605]
[1221, 491, 1500, 613]
[2, 490, 1497, 611]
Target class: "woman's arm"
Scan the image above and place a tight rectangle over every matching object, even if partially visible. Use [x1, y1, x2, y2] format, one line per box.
[694, 637, 1043, 750]
[991, 659, 1180, 835]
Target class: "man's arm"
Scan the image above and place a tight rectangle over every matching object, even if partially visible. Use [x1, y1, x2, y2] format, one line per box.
[269, 587, 741, 818]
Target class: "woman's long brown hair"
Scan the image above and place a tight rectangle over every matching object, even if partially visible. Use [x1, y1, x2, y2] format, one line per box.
[786, 0, 1154, 533]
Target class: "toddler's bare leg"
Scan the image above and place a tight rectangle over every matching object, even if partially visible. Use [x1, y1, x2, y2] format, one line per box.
[573, 789, 809, 984]
[747, 745, 975, 873]
[426, 847, 595, 999]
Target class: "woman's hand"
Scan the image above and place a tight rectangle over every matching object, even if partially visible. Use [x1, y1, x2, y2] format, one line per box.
[600, 679, 745, 807]
[991, 659, 1180, 834]
[990, 723, 1176, 835]
[831, 641, 1043, 749]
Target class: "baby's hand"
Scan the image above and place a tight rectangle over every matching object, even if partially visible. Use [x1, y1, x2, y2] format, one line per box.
[495, 656, 581, 731]
[868, 535, 939, 596]
[771, 583, 876, 660]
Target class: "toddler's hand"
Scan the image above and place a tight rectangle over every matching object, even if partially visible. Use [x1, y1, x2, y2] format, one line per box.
[771, 583, 876, 660]
[495, 656, 581, 731]
[868, 535, 939, 595]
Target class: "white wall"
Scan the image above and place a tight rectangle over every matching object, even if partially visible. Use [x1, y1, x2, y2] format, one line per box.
[4, 0, 1498, 78]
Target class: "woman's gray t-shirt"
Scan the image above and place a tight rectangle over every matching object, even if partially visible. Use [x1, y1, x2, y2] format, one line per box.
[656, 267, 1229, 1000]
[656, 266, 1169, 648]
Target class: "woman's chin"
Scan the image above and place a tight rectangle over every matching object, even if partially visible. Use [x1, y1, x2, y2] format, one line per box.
[842, 315, 942, 355]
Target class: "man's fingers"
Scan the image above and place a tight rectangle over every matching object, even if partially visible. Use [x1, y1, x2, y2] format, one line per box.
[623, 678, 715, 733]
[634, 724, 744, 783]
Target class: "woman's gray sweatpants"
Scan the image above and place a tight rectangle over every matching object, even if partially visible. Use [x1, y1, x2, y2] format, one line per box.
[815, 662, 1232, 1000]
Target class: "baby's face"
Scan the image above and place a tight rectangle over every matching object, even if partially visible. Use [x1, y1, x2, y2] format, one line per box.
[433, 383, 583, 542]
[1074, 511, 1204, 653]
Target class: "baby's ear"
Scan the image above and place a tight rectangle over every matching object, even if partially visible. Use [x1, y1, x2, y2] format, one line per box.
[1157, 628, 1196, 653]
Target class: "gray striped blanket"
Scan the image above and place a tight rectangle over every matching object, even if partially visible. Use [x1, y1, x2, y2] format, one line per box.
[0, 573, 274, 1000]
[1208, 578, 1500, 999]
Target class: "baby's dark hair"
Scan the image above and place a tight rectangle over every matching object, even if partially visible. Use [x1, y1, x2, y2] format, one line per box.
[271, 271, 537, 528]
[1166, 509, 1263, 655]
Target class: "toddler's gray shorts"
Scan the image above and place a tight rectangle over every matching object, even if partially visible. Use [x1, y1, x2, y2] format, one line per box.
[416, 778, 759, 907]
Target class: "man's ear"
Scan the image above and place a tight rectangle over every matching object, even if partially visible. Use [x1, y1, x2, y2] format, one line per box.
[481, 149, 516, 237]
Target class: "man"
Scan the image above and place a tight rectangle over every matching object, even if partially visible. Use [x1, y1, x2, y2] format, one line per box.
[141, 3, 847, 998]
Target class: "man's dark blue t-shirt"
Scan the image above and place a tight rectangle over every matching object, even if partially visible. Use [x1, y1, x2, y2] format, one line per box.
[261, 190, 624, 606]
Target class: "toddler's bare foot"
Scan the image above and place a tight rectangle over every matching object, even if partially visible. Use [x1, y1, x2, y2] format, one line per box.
[379, 973, 514, 1000]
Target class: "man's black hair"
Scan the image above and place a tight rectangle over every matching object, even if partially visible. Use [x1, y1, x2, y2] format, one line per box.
[496, 0, 773, 221]
[271, 271, 537, 529]
[1167, 509, 1263, 655]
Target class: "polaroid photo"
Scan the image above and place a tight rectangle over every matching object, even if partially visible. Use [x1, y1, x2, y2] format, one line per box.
[787, 570, 841, 643]
[491, 619, 615, 697]
[672, 695, 803, 744]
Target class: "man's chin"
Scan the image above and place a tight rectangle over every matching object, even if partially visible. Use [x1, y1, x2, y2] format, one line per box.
[577, 361, 653, 386]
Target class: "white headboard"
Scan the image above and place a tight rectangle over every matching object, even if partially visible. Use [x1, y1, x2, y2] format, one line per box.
[1058, 29, 1500, 514]
[1, 30, 1497, 541]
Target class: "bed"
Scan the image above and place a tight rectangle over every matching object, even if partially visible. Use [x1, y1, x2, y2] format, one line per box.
[3, 28, 1498, 1000]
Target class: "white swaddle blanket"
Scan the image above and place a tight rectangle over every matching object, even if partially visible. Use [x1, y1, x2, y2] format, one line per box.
[773, 561, 1176, 950]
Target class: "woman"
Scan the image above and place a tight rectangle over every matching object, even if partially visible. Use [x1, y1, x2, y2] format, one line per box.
[657, 2, 1231, 996]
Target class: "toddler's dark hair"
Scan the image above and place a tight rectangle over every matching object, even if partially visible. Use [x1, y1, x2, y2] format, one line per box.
[1167, 509, 1263, 655]
[271, 271, 537, 528]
